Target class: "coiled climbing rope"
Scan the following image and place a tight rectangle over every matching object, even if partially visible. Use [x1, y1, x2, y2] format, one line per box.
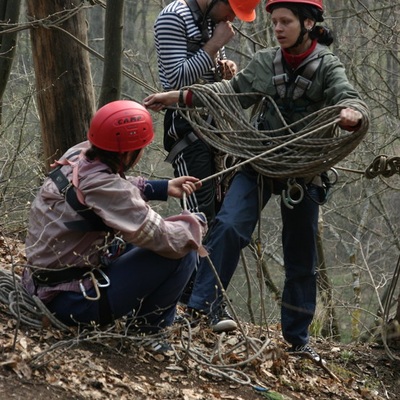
[178, 81, 369, 180]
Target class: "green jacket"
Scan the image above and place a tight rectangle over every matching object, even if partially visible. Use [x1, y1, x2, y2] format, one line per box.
[214, 44, 368, 132]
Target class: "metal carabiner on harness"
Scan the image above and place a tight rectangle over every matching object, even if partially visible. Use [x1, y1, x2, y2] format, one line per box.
[326, 167, 339, 186]
[79, 269, 110, 301]
[282, 178, 304, 209]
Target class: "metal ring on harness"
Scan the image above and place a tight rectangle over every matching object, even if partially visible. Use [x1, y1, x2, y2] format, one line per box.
[327, 167, 339, 186]
[282, 178, 304, 209]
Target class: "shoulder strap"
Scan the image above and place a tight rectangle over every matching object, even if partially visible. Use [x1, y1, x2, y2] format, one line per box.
[48, 158, 112, 233]
[273, 44, 323, 100]
[184, 0, 210, 53]
[272, 48, 289, 99]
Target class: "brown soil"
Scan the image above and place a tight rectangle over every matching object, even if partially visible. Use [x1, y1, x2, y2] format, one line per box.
[1, 308, 399, 400]
[1, 237, 399, 399]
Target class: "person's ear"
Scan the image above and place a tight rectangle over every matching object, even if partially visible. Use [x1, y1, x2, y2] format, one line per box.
[304, 18, 315, 31]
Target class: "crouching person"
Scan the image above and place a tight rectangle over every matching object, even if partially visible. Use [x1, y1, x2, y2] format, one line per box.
[22, 100, 206, 353]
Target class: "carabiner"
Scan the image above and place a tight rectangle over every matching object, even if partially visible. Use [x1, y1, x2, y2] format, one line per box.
[327, 167, 339, 186]
[79, 271, 101, 301]
[95, 268, 110, 288]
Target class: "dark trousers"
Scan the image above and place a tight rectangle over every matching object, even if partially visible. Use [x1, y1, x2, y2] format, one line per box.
[187, 168, 319, 345]
[47, 246, 196, 333]
[172, 139, 221, 224]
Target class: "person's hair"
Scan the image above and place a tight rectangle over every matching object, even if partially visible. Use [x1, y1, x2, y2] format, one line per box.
[309, 25, 333, 46]
[85, 145, 141, 174]
[269, 2, 334, 46]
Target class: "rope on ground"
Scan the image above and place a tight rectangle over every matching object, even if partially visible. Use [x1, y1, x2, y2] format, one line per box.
[178, 81, 369, 180]
[0, 268, 70, 331]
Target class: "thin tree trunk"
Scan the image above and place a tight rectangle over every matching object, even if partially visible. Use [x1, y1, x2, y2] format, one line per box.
[316, 219, 341, 341]
[97, 0, 124, 107]
[0, 0, 22, 124]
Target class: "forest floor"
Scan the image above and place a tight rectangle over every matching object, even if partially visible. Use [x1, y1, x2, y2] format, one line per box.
[1, 236, 400, 400]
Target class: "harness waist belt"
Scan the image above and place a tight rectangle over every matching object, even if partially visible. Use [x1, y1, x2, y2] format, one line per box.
[32, 266, 98, 286]
[165, 132, 199, 163]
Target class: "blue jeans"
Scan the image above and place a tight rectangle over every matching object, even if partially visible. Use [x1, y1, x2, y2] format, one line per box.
[187, 168, 319, 346]
[47, 246, 196, 333]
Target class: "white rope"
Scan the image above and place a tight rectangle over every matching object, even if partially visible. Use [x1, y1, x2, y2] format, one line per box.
[178, 81, 369, 180]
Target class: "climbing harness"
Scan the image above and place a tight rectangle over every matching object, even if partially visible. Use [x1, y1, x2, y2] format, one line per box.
[281, 168, 338, 209]
[272, 43, 324, 101]
[32, 152, 114, 304]
[48, 150, 112, 232]
[184, 0, 211, 54]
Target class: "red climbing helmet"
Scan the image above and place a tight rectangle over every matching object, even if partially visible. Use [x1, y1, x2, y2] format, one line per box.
[266, 0, 323, 13]
[228, 0, 260, 22]
[88, 100, 154, 152]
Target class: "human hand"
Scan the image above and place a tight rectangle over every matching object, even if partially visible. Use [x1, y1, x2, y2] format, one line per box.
[204, 21, 235, 57]
[212, 21, 235, 46]
[218, 59, 237, 80]
[168, 176, 201, 199]
[143, 91, 180, 111]
[339, 108, 362, 128]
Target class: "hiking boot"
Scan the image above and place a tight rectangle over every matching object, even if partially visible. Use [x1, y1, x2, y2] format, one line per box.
[209, 304, 237, 333]
[288, 344, 326, 365]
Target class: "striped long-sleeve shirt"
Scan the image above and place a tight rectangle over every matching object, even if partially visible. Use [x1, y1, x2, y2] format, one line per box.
[154, 0, 226, 91]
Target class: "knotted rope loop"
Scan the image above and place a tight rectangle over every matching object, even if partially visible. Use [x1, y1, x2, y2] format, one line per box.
[365, 155, 400, 179]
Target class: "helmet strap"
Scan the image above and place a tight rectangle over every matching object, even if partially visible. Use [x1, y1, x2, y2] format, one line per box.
[288, 18, 311, 50]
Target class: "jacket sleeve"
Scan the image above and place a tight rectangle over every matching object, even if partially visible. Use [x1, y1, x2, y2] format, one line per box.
[82, 174, 204, 259]
[318, 54, 370, 130]
[155, 11, 215, 89]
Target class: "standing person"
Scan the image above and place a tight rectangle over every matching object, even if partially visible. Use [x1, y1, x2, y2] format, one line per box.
[22, 100, 207, 353]
[155, 0, 259, 223]
[154, 0, 260, 326]
[144, 0, 370, 360]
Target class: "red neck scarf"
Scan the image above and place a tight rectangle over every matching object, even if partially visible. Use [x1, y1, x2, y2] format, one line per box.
[282, 40, 317, 71]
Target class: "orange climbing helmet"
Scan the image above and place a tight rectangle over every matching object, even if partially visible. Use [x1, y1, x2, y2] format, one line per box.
[88, 100, 154, 152]
[228, 0, 260, 22]
[266, 0, 323, 13]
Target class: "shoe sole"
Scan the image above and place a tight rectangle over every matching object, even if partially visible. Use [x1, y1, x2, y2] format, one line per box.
[211, 320, 238, 333]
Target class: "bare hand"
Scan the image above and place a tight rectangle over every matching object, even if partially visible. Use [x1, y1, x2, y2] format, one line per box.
[212, 21, 235, 47]
[168, 176, 201, 199]
[143, 91, 179, 111]
[218, 59, 237, 80]
[204, 21, 235, 57]
[339, 108, 362, 128]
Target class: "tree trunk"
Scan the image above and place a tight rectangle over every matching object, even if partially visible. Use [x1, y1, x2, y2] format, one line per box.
[0, 0, 22, 124]
[97, 0, 124, 107]
[26, 0, 95, 167]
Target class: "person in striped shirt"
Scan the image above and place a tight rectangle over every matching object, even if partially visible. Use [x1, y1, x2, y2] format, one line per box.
[153, 0, 260, 332]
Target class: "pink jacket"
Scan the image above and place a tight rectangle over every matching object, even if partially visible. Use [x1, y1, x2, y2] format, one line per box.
[23, 141, 205, 301]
